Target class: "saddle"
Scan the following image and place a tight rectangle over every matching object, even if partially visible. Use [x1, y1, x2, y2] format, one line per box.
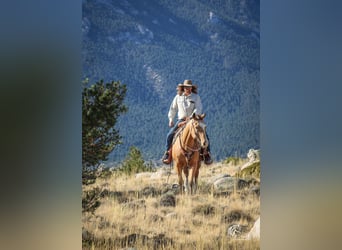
[172, 124, 186, 145]
[165, 124, 186, 164]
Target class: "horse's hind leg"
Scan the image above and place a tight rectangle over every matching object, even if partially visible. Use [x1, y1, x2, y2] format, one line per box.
[192, 162, 201, 194]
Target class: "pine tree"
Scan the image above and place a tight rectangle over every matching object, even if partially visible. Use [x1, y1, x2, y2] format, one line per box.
[82, 79, 127, 168]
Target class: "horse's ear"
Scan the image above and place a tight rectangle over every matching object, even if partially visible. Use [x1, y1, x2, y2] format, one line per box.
[191, 112, 196, 119]
[199, 113, 206, 120]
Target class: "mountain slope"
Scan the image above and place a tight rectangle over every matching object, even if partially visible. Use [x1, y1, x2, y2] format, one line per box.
[82, 0, 260, 162]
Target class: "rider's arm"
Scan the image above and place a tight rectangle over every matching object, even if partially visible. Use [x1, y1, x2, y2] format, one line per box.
[193, 94, 203, 115]
[168, 95, 178, 125]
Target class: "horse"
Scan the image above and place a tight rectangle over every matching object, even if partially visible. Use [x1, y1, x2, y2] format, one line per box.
[172, 113, 208, 195]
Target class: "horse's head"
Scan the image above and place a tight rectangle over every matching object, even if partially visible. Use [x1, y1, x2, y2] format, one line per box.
[190, 113, 208, 149]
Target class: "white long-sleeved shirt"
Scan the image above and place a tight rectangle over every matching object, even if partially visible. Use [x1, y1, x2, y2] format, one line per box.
[168, 93, 203, 122]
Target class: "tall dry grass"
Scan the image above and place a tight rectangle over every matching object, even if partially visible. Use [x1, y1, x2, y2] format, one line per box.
[82, 162, 260, 249]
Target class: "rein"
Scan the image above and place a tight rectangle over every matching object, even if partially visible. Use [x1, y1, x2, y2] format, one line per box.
[179, 120, 202, 156]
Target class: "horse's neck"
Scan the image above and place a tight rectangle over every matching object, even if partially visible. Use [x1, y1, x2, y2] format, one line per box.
[181, 122, 196, 147]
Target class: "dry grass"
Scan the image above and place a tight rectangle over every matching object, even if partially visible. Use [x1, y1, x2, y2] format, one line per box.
[82, 162, 260, 249]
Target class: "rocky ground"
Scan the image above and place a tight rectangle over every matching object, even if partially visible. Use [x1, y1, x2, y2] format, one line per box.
[82, 150, 260, 249]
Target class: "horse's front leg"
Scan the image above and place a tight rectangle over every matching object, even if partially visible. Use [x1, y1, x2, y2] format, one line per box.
[177, 171, 184, 195]
[193, 168, 198, 195]
[188, 167, 195, 195]
[183, 166, 189, 194]
[185, 177, 189, 194]
[174, 161, 184, 195]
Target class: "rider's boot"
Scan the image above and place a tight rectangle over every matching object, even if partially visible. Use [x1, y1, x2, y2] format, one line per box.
[162, 149, 171, 164]
[203, 150, 213, 165]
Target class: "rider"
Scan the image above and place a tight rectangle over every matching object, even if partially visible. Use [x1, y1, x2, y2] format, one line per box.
[162, 79, 213, 165]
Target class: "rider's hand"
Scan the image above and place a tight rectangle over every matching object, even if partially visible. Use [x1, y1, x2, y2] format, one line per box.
[169, 121, 174, 127]
[178, 121, 186, 127]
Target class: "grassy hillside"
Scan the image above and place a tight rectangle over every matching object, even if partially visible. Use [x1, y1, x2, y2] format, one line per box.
[82, 159, 260, 249]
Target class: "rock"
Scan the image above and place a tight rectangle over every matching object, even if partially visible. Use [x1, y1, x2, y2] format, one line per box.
[208, 173, 230, 184]
[213, 177, 248, 194]
[239, 149, 260, 179]
[239, 161, 260, 179]
[160, 194, 176, 207]
[227, 224, 240, 237]
[246, 217, 260, 239]
[247, 148, 260, 162]
[227, 224, 248, 238]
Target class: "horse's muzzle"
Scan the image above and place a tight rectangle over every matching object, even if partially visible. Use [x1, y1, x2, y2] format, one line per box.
[201, 141, 208, 148]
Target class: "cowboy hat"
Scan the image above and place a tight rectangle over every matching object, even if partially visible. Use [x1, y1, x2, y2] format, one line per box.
[180, 79, 198, 93]
[181, 79, 194, 87]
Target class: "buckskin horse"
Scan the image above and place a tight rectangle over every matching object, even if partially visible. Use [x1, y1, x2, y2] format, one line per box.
[172, 113, 208, 195]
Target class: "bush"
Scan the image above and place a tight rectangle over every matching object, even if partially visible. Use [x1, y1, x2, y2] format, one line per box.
[223, 156, 243, 166]
[120, 146, 154, 175]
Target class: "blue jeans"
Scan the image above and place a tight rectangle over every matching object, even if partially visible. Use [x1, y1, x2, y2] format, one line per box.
[165, 119, 211, 152]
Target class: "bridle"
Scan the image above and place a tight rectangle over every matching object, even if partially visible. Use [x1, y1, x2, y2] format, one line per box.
[179, 119, 205, 156]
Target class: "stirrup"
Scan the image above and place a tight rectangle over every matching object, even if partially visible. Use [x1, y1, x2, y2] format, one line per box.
[204, 152, 213, 165]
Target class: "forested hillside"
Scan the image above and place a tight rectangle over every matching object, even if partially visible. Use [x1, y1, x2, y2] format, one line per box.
[82, 0, 260, 162]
